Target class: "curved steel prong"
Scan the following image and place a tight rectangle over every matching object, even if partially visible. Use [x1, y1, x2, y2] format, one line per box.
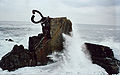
[31, 10, 44, 24]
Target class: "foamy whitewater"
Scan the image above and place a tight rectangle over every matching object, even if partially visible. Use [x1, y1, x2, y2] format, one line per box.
[0, 21, 120, 75]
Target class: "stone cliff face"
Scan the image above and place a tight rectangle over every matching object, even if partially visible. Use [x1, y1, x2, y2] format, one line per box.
[0, 17, 72, 71]
[50, 17, 72, 52]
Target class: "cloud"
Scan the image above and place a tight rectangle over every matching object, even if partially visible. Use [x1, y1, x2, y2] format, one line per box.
[60, 0, 120, 8]
[0, 0, 119, 25]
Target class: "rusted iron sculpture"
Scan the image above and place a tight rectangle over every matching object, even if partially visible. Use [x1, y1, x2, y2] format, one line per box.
[31, 10, 51, 39]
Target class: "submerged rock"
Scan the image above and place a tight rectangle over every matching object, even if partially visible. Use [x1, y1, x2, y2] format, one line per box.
[85, 43, 120, 74]
[5, 39, 14, 42]
[0, 17, 72, 71]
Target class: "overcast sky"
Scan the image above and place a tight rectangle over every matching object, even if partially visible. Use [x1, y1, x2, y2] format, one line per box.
[0, 0, 120, 25]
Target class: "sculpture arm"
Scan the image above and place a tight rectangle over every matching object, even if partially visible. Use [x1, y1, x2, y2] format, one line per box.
[31, 15, 41, 24]
[31, 10, 45, 24]
[32, 10, 44, 18]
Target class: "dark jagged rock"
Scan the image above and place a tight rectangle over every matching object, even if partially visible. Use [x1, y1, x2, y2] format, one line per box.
[85, 43, 114, 58]
[85, 43, 120, 74]
[5, 39, 14, 42]
[0, 45, 36, 71]
[0, 17, 72, 71]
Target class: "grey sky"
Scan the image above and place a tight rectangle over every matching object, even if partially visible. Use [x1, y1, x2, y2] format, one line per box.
[0, 0, 120, 25]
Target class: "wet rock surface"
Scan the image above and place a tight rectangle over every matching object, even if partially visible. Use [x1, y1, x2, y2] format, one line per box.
[85, 43, 120, 74]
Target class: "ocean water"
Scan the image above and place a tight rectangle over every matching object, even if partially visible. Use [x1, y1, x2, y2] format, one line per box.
[76, 24, 120, 42]
[0, 21, 120, 75]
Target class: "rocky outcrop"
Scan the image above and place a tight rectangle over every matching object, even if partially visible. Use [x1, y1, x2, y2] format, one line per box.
[0, 45, 36, 71]
[0, 17, 72, 71]
[29, 17, 72, 65]
[85, 43, 120, 74]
